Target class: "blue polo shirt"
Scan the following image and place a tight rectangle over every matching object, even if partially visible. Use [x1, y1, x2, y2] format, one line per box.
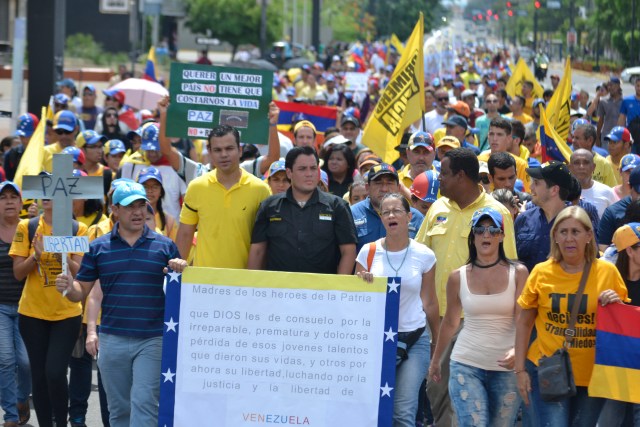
[350, 198, 424, 253]
[598, 196, 632, 246]
[76, 223, 179, 338]
[515, 206, 554, 273]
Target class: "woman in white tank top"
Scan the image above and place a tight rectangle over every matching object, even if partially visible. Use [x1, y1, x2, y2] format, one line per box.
[428, 207, 528, 427]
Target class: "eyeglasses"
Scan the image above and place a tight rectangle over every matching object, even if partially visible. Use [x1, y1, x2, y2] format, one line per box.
[55, 129, 73, 135]
[380, 208, 407, 218]
[472, 225, 502, 235]
[437, 97, 449, 102]
[485, 99, 498, 103]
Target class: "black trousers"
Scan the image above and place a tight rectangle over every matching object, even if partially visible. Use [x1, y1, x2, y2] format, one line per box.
[19, 314, 81, 427]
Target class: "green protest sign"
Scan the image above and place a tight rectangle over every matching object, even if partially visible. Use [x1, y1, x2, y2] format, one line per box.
[166, 63, 273, 144]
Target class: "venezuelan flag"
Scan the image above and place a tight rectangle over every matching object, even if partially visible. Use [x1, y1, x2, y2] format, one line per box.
[538, 106, 572, 163]
[143, 46, 158, 82]
[589, 304, 640, 404]
[275, 101, 337, 133]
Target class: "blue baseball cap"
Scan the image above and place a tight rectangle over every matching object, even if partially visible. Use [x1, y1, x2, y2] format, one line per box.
[605, 126, 632, 143]
[15, 113, 38, 137]
[76, 129, 106, 147]
[610, 76, 621, 84]
[140, 123, 160, 151]
[110, 177, 135, 191]
[71, 169, 88, 177]
[411, 170, 440, 203]
[533, 98, 546, 109]
[408, 131, 435, 152]
[620, 154, 640, 172]
[104, 139, 126, 156]
[62, 146, 85, 165]
[319, 169, 329, 187]
[0, 181, 21, 196]
[431, 77, 441, 87]
[325, 74, 335, 82]
[286, 86, 296, 96]
[267, 160, 286, 178]
[471, 207, 504, 230]
[137, 166, 163, 185]
[570, 118, 590, 136]
[53, 110, 78, 132]
[83, 84, 96, 94]
[515, 179, 525, 192]
[112, 181, 149, 206]
[57, 78, 76, 90]
[54, 93, 70, 105]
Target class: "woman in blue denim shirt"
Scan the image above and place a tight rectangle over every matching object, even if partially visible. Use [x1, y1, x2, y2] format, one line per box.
[429, 207, 528, 426]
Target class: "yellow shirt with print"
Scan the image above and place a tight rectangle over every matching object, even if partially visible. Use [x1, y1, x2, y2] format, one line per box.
[504, 112, 533, 125]
[42, 143, 64, 172]
[415, 187, 517, 315]
[477, 150, 531, 193]
[10, 216, 88, 321]
[518, 258, 628, 387]
[593, 153, 617, 187]
[605, 155, 623, 186]
[179, 169, 271, 268]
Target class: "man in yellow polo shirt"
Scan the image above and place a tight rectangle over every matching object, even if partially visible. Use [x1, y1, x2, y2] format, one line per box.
[477, 117, 531, 193]
[176, 125, 271, 268]
[415, 147, 517, 427]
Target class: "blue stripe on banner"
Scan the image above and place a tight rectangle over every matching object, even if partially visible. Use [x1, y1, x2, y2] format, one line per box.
[595, 330, 640, 370]
[378, 277, 401, 427]
[158, 271, 182, 427]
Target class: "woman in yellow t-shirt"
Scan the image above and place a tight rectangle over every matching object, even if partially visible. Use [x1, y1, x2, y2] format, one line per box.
[514, 206, 628, 427]
[10, 196, 88, 427]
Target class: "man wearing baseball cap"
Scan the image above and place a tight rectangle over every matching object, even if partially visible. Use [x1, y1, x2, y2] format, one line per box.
[78, 84, 102, 131]
[604, 126, 633, 185]
[103, 140, 126, 174]
[442, 115, 481, 155]
[57, 180, 186, 427]
[339, 115, 366, 154]
[350, 163, 424, 253]
[515, 160, 574, 272]
[4, 114, 39, 181]
[398, 131, 437, 190]
[42, 110, 79, 172]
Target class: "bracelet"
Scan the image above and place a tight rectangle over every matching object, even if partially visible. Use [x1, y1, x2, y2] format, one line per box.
[269, 123, 277, 127]
[514, 370, 527, 374]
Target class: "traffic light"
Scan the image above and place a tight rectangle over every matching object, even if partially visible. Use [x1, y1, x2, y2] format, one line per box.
[508, 9, 513, 16]
[506, 1, 512, 6]
[494, 14, 499, 19]
[487, 9, 493, 16]
[534, 0, 541, 7]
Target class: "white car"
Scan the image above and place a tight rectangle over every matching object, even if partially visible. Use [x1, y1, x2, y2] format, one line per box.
[621, 66, 640, 83]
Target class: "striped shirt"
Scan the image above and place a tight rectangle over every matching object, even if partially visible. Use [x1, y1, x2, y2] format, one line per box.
[77, 223, 179, 338]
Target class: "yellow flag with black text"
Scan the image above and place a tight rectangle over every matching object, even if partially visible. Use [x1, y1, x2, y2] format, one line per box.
[545, 57, 572, 142]
[362, 14, 424, 163]
[505, 58, 544, 99]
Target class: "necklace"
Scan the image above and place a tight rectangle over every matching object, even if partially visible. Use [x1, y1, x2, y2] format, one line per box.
[473, 259, 501, 269]
[297, 200, 306, 208]
[384, 239, 410, 277]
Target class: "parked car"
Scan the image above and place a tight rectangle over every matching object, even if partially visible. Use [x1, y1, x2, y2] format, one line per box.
[621, 66, 640, 83]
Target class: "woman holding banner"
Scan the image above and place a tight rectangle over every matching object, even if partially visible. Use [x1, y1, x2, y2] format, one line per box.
[10, 181, 88, 427]
[597, 222, 640, 426]
[355, 193, 440, 427]
[514, 206, 627, 427]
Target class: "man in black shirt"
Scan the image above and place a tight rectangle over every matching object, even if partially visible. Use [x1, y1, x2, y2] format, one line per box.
[248, 146, 357, 274]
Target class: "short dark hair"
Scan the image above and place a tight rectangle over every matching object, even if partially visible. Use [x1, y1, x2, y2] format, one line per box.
[488, 152, 516, 176]
[208, 125, 240, 147]
[511, 120, 525, 141]
[544, 178, 570, 201]
[489, 117, 512, 133]
[285, 146, 319, 170]
[576, 123, 597, 145]
[445, 148, 479, 183]
[496, 89, 508, 99]
[543, 88, 554, 99]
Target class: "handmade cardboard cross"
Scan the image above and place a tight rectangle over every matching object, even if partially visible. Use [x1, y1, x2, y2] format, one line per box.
[21, 153, 104, 288]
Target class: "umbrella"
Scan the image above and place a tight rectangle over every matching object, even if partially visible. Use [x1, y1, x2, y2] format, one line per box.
[228, 59, 278, 72]
[108, 78, 169, 110]
[283, 57, 313, 70]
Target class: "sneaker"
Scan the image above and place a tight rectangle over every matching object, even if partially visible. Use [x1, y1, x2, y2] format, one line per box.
[69, 418, 87, 427]
[16, 401, 29, 426]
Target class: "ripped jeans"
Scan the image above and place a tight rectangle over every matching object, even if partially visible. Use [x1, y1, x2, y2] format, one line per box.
[448, 360, 520, 427]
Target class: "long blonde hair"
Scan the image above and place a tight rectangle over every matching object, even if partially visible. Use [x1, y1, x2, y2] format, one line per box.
[549, 206, 597, 263]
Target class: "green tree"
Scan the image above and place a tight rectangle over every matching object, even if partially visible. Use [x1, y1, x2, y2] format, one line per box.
[184, 0, 282, 56]
[373, 0, 449, 38]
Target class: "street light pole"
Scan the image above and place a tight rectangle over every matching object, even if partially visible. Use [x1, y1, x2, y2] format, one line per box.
[533, 8, 538, 52]
[260, 0, 267, 58]
[569, 0, 575, 56]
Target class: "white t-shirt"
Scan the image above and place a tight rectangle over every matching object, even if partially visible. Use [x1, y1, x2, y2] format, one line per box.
[155, 164, 187, 219]
[356, 239, 436, 332]
[422, 110, 446, 135]
[581, 180, 617, 218]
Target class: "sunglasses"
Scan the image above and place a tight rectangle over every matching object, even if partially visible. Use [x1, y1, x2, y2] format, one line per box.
[437, 97, 449, 102]
[485, 99, 498, 103]
[55, 129, 73, 135]
[472, 225, 502, 236]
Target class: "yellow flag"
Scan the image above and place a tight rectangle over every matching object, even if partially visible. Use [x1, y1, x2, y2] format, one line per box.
[390, 33, 405, 56]
[545, 57, 572, 141]
[362, 14, 424, 163]
[14, 107, 46, 188]
[505, 58, 544, 99]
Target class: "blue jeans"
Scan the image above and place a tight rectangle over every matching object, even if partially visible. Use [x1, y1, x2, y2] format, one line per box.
[597, 399, 640, 426]
[0, 304, 31, 423]
[394, 331, 431, 427]
[526, 361, 604, 427]
[448, 360, 520, 427]
[98, 333, 162, 427]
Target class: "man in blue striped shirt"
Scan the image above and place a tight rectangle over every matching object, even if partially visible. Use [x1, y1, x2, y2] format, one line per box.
[56, 181, 186, 427]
